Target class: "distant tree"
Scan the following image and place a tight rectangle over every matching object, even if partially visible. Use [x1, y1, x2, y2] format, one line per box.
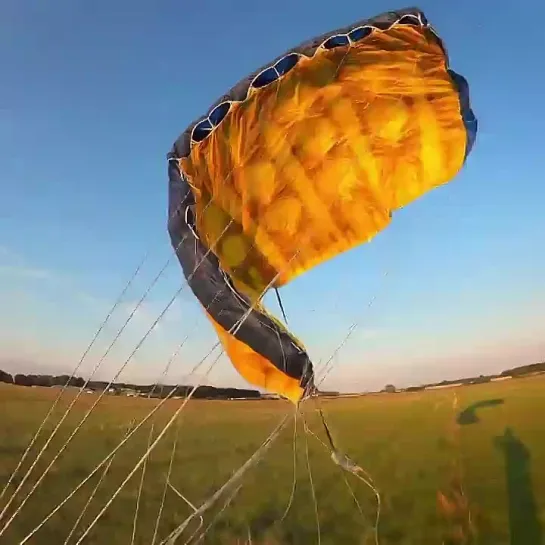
[53, 375, 71, 387]
[3, 370, 261, 400]
[383, 384, 396, 394]
[87, 381, 109, 392]
[0, 369, 14, 384]
[33, 375, 53, 387]
[14, 374, 33, 387]
[472, 375, 491, 385]
[175, 386, 191, 398]
[501, 362, 545, 377]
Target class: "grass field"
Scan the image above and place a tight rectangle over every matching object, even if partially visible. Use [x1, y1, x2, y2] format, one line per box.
[0, 375, 544, 545]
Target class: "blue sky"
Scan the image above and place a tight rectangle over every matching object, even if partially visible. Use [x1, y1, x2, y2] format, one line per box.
[1, 0, 544, 392]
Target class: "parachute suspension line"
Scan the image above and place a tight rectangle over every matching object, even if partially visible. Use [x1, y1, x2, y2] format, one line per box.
[302, 412, 322, 545]
[48, 237, 294, 544]
[160, 252, 305, 544]
[316, 402, 365, 474]
[274, 287, 289, 324]
[63, 420, 137, 545]
[0, 250, 149, 506]
[317, 406, 336, 452]
[161, 415, 292, 545]
[12, 218, 238, 544]
[301, 393, 347, 469]
[314, 397, 376, 488]
[302, 410, 382, 545]
[314, 270, 389, 390]
[0, 186, 204, 535]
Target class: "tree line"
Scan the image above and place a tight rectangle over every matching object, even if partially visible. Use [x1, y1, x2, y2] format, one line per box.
[1, 361, 543, 398]
[500, 361, 545, 377]
[0, 370, 260, 399]
[399, 361, 545, 393]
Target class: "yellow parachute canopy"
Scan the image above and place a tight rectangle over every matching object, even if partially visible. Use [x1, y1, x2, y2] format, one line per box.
[168, 7, 477, 403]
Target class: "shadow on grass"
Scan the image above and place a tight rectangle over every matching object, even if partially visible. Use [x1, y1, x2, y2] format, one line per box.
[456, 399, 504, 425]
[495, 427, 542, 545]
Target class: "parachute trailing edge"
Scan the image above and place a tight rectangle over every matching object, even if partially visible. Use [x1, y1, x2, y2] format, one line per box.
[167, 6, 477, 403]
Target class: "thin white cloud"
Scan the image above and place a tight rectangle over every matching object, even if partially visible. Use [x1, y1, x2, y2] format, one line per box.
[0, 247, 219, 384]
[0, 247, 109, 314]
[0, 245, 67, 283]
[0, 264, 54, 280]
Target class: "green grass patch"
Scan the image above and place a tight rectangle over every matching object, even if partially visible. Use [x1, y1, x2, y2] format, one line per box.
[0, 376, 543, 544]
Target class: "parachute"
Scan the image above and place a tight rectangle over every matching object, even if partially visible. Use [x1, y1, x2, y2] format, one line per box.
[167, 7, 477, 404]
